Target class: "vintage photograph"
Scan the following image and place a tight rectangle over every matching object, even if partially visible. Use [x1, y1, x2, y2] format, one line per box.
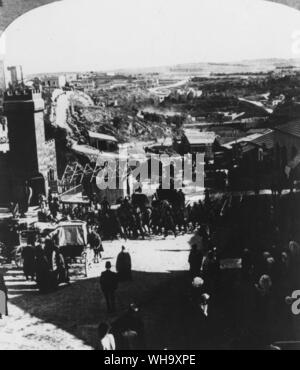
[0, 0, 300, 351]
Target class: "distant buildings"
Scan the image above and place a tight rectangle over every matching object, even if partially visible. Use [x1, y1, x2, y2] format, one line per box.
[71, 79, 95, 91]
[42, 75, 66, 91]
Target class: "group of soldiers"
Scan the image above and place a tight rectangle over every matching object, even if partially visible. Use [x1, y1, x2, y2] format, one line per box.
[60, 189, 217, 242]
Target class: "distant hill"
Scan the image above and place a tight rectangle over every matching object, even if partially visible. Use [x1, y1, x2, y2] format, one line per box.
[113, 58, 300, 77]
[25, 58, 300, 79]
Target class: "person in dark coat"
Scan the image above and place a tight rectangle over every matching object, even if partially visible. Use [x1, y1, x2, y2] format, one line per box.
[52, 246, 69, 285]
[35, 245, 55, 293]
[88, 228, 103, 263]
[0, 269, 8, 318]
[49, 198, 60, 220]
[21, 244, 36, 281]
[251, 275, 273, 349]
[18, 181, 33, 218]
[112, 303, 146, 349]
[202, 250, 220, 295]
[100, 261, 118, 313]
[116, 246, 132, 282]
[188, 244, 203, 278]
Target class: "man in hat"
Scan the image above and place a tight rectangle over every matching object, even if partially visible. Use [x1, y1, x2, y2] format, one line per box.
[100, 261, 118, 313]
[0, 267, 8, 319]
[116, 246, 132, 282]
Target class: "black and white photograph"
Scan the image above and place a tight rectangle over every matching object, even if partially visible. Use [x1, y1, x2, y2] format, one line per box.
[0, 0, 300, 352]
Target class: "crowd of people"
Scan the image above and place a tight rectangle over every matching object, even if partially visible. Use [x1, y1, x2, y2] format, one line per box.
[1, 184, 300, 348]
[38, 188, 216, 242]
[187, 190, 300, 349]
[20, 234, 70, 293]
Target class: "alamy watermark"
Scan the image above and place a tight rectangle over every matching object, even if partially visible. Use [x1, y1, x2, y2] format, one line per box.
[94, 151, 205, 191]
[291, 290, 300, 316]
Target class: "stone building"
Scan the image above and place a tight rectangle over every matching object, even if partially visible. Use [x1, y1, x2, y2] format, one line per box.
[0, 88, 57, 205]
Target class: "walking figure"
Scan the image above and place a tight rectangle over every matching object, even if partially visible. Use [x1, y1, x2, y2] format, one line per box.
[100, 261, 118, 313]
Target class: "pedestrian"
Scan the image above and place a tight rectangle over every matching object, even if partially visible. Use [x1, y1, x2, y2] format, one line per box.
[98, 322, 116, 350]
[21, 243, 36, 281]
[252, 275, 273, 349]
[116, 246, 132, 282]
[49, 198, 60, 220]
[88, 227, 103, 263]
[191, 276, 205, 306]
[35, 243, 55, 293]
[0, 267, 8, 319]
[53, 246, 70, 285]
[188, 244, 203, 278]
[202, 250, 220, 294]
[19, 181, 33, 218]
[112, 303, 146, 349]
[100, 261, 118, 313]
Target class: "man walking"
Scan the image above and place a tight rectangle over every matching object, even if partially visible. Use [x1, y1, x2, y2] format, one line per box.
[100, 262, 118, 313]
[88, 227, 103, 263]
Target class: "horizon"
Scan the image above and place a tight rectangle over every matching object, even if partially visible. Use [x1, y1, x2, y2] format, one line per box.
[23, 56, 300, 78]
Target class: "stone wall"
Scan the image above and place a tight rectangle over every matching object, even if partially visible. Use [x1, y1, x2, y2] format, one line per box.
[38, 139, 58, 181]
[3, 92, 58, 201]
[0, 153, 11, 204]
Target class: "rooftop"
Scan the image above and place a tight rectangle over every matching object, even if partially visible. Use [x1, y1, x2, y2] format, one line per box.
[4, 88, 42, 101]
[88, 131, 118, 143]
[223, 129, 274, 150]
[183, 130, 217, 145]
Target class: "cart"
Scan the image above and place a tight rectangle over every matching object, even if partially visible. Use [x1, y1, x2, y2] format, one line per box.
[36, 221, 94, 277]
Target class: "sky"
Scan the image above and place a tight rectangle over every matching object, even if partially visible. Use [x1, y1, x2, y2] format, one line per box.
[1, 0, 300, 75]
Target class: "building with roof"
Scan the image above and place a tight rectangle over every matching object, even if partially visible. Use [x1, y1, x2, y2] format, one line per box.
[221, 129, 275, 170]
[42, 75, 66, 91]
[223, 129, 275, 152]
[274, 119, 300, 162]
[88, 131, 118, 153]
[181, 129, 219, 159]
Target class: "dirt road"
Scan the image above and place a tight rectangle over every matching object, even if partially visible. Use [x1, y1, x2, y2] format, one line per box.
[0, 235, 191, 350]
